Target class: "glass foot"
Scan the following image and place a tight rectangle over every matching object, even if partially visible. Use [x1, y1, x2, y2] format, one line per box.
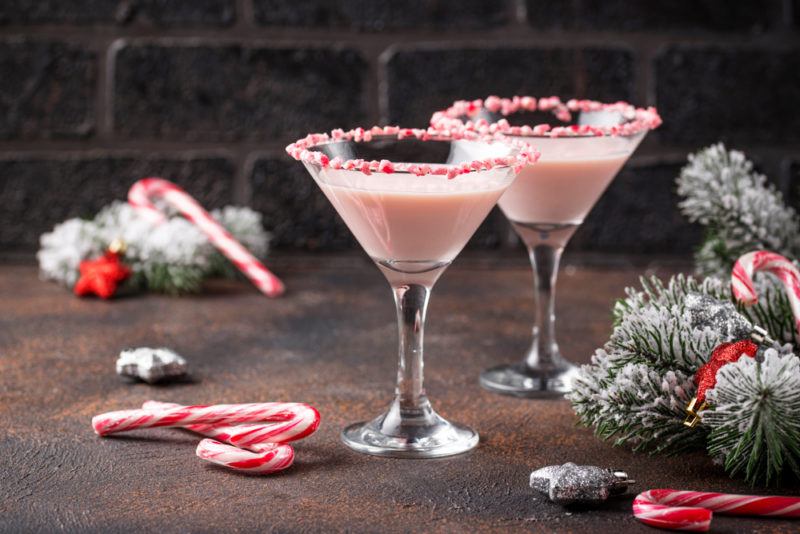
[480, 362, 580, 398]
[341, 402, 478, 458]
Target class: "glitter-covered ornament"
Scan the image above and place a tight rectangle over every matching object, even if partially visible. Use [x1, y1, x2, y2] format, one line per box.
[529, 462, 634, 505]
[116, 347, 188, 384]
[682, 287, 785, 427]
[684, 293, 754, 341]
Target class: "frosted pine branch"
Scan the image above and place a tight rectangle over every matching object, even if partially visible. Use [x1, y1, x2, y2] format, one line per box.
[38, 202, 271, 295]
[705, 350, 800, 485]
[677, 143, 800, 278]
[570, 271, 800, 476]
[569, 349, 704, 454]
[608, 275, 731, 373]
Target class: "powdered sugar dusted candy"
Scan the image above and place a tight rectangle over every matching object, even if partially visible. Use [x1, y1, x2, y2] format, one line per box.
[285, 126, 538, 178]
[430, 95, 662, 138]
[116, 347, 188, 384]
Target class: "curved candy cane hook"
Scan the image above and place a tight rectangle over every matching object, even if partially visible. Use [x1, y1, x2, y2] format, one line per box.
[92, 401, 320, 475]
[128, 177, 284, 297]
[633, 489, 800, 532]
[731, 250, 800, 336]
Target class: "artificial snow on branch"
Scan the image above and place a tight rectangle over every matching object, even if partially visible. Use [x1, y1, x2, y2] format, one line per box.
[677, 143, 800, 279]
[38, 201, 271, 295]
[570, 143, 800, 486]
[705, 350, 800, 485]
[570, 272, 800, 484]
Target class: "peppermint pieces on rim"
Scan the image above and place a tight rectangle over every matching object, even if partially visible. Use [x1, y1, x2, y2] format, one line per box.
[430, 95, 662, 138]
[285, 126, 539, 179]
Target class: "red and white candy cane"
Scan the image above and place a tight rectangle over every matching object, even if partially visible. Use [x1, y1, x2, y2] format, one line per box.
[128, 178, 284, 297]
[731, 250, 800, 335]
[195, 439, 294, 475]
[142, 401, 298, 474]
[633, 489, 800, 532]
[93, 401, 320, 475]
[140, 401, 318, 447]
[93, 402, 320, 439]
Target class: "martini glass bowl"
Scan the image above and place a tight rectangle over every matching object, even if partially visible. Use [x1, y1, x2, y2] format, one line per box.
[287, 128, 531, 457]
[433, 97, 661, 397]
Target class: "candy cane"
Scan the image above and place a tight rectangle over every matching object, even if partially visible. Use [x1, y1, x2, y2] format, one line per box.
[93, 402, 319, 475]
[731, 250, 800, 336]
[93, 402, 319, 438]
[633, 489, 800, 532]
[128, 178, 284, 297]
[141, 401, 318, 447]
[195, 439, 294, 475]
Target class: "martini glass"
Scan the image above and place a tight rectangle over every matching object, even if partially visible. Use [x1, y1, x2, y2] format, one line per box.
[287, 127, 531, 457]
[432, 96, 661, 397]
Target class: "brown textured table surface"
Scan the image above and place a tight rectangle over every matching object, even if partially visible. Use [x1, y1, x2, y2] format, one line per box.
[2, 255, 799, 533]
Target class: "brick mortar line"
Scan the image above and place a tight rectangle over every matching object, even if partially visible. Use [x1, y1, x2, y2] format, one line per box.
[3, 141, 800, 155]
[0, 142, 290, 155]
[360, 45, 381, 126]
[95, 36, 116, 138]
[0, 146, 796, 166]
[0, 26, 797, 48]
[235, 0, 255, 31]
[513, 0, 527, 25]
[784, 0, 795, 28]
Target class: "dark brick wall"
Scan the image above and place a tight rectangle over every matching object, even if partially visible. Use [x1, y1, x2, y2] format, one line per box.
[1, 0, 798, 256]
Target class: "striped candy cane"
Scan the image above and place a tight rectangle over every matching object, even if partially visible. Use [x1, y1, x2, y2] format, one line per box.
[141, 401, 319, 446]
[731, 250, 800, 336]
[195, 439, 294, 475]
[93, 401, 320, 475]
[128, 178, 284, 297]
[93, 402, 319, 437]
[633, 489, 800, 532]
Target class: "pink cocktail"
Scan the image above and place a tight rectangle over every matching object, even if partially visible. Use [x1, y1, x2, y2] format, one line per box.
[433, 96, 661, 397]
[287, 127, 535, 456]
[317, 172, 509, 284]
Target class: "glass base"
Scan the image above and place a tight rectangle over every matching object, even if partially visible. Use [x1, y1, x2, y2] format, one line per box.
[480, 362, 580, 398]
[341, 401, 478, 458]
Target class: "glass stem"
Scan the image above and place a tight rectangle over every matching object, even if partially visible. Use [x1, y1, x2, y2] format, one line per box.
[525, 243, 565, 370]
[392, 283, 432, 414]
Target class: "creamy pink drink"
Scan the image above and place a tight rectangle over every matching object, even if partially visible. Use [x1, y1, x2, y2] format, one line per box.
[289, 129, 528, 458]
[494, 134, 643, 248]
[430, 95, 661, 398]
[498, 154, 628, 226]
[315, 169, 509, 264]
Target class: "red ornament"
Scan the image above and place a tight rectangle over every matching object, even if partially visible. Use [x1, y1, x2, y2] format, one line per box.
[74, 251, 132, 299]
[684, 340, 758, 427]
[695, 340, 759, 404]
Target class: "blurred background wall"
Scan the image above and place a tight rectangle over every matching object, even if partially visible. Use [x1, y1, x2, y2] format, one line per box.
[1, 0, 798, 258]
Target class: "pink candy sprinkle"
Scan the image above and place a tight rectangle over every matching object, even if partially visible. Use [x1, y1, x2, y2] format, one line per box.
[378, 159, 394, 173]
[430, 95, 662, 138]
[285, 125, 538, 178]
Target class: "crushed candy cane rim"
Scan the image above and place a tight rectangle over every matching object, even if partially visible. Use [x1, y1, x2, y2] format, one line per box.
[430, 95, 662, 138]
[285, 126, 539, 179]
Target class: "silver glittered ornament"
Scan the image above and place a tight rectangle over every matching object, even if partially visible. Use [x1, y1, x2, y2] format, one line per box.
[684, 293, 753, 340]
[683, 293, 774, 427]
[530, 462, 634, 505]
[116, 347, 188, 384]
